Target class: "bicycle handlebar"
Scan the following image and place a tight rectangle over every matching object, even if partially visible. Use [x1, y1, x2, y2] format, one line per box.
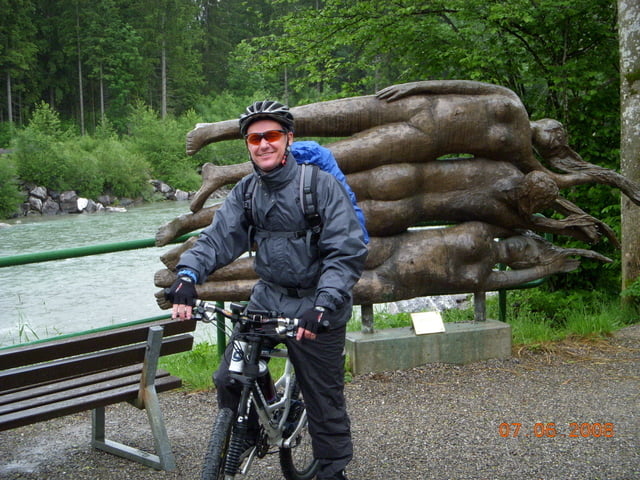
[192, 301, 300, 337]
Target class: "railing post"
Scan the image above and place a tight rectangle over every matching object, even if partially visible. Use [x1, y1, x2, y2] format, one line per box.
[498, 289, 507, 323]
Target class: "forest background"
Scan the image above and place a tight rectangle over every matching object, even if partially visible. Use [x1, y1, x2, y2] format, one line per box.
[1, 0, 639, 313]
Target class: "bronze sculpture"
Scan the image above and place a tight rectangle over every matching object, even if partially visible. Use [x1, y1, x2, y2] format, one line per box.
[155, 80, 639, 308]
[155, 222, 611, 308]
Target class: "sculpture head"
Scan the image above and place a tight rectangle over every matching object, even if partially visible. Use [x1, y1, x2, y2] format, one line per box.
[240, 101, 295, 172]
[531, 118, 567, 154]
[497, 233, 562, 269]
[516, 171, 559, 215]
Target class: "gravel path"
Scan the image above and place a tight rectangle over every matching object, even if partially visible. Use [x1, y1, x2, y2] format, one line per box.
[1, 324, 639, 480]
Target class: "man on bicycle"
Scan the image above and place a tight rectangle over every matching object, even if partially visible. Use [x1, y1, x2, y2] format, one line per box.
[167, 100, 368, 480]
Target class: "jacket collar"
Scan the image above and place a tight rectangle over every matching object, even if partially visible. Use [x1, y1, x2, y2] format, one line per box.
[253, 152, 297, 191]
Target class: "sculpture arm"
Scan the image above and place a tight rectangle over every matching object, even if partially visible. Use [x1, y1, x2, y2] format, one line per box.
[376, 80, 520, 103]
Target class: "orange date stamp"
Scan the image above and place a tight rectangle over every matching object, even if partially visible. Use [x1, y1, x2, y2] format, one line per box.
[499, 422, 615, 438]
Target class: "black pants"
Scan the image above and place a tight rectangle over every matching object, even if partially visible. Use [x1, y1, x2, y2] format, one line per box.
[214, 325, 352, 477]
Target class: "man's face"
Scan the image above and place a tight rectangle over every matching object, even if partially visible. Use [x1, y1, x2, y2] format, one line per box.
[245, 119, 293, 172]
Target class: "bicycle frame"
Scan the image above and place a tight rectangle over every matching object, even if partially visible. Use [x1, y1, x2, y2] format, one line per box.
[195, 302, 317, 479]
[254, 348, 308, 449]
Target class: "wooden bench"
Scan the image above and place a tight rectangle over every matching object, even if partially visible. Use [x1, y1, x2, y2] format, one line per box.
[0, 316, 197, 471]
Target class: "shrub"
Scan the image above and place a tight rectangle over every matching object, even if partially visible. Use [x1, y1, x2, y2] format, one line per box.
[125, 103, 201, 191]
[12, 102, 74, 191]
[93, 139, 151, 198]
[56, 142, 103, 198]
[0, 156, 24, 218]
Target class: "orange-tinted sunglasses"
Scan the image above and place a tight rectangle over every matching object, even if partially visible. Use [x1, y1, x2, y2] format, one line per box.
[245, 129, 287, 146]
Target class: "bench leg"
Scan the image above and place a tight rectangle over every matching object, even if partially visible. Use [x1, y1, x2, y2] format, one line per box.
[91, 399, 176, 471]
[91, 326, 177, 471]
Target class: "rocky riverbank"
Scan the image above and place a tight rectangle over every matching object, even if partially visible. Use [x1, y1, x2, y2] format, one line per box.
[18, 180, 192, 217]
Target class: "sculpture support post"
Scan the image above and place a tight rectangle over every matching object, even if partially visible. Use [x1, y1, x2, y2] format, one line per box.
[361, 304, 374, 333]
[474, 292, 486, 322]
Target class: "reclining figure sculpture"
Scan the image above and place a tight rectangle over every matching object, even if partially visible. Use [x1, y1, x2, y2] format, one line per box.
[155, 223, 611, 308]
[154, 80, 639, 307]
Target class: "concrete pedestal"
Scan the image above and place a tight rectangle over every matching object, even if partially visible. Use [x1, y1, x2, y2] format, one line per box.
[345, 320, 511, 375]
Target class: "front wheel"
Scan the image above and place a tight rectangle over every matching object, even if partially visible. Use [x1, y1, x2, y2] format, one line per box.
[279, 389, 319, 480]
[201, 407, 234, 480]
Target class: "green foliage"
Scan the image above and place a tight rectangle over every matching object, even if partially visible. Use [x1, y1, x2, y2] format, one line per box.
[9, 102, 152, 204]
[82, 135, 152, 198]
[621, 277, 640, 304]
[12, 102, 72, 191]
[56, 142, 103, 199]
[125, 102, 201, 191]
[347, 307, 413, 332]
[496, 288, 639, 344]
[0, 155, 24, 217]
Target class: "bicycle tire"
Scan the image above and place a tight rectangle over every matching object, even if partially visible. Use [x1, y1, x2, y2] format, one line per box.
[201, 407, 234, 480]
[279, 386, 319, 480]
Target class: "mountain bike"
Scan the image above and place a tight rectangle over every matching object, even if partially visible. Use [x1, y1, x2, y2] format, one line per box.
[193, 301, 319, 480]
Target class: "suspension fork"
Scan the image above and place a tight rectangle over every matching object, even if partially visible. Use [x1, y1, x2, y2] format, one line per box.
[225, 334, 262, 476]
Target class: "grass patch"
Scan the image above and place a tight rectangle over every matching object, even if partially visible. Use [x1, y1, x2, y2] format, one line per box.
[159, 342, 220, 392]
[347, 306, 413, 331]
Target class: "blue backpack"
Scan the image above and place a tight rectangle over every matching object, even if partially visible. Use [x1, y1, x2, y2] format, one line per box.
[290, 141, 369, 244]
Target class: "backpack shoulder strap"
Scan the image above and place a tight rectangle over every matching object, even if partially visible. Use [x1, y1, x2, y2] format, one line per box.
[299, 163, 322, 233]
[242, 176, 258, 256]
[299, 163, 322, 255]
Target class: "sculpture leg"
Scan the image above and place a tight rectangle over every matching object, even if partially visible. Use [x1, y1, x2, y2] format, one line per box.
[186, 119, 239, 156]
[155, 205, 218, 247]
[190, 162, 252, 212]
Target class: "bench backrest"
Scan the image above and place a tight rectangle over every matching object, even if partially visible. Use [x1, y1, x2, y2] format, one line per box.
[0, 318, 197, 393]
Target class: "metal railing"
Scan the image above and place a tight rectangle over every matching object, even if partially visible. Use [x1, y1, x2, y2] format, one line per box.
[0, 232, 225, 357]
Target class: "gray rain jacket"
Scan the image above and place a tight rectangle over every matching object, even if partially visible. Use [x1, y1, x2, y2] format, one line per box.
[177, 153, 368, 326]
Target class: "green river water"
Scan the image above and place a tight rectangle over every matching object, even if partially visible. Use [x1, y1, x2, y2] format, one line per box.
[0, 201, 218, 347]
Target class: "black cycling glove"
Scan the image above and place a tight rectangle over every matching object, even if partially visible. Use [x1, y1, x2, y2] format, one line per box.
[166, 276, 197, 306]
[299, 306, 331, 334]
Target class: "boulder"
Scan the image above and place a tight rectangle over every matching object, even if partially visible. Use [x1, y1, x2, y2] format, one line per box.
[159, 182, 173, 194]
[174, 189, 189, 201]
[29, 186, 47, 200]
[28, 196, 43, 213]
[97, 194, 114, 206]
[59, 191, 79, 213]
[77, 197, 89, 211]
[83, 199, 100, 213]
[42, 198, 60, 215]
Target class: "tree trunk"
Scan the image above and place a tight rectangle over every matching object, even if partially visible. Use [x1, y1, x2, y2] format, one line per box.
[6, 71, 12, 125]
[76, 3, 85, 135]
[161, 39, 167, 119]
[99, 65, 105, 122]
[618, 0, 640, 300]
